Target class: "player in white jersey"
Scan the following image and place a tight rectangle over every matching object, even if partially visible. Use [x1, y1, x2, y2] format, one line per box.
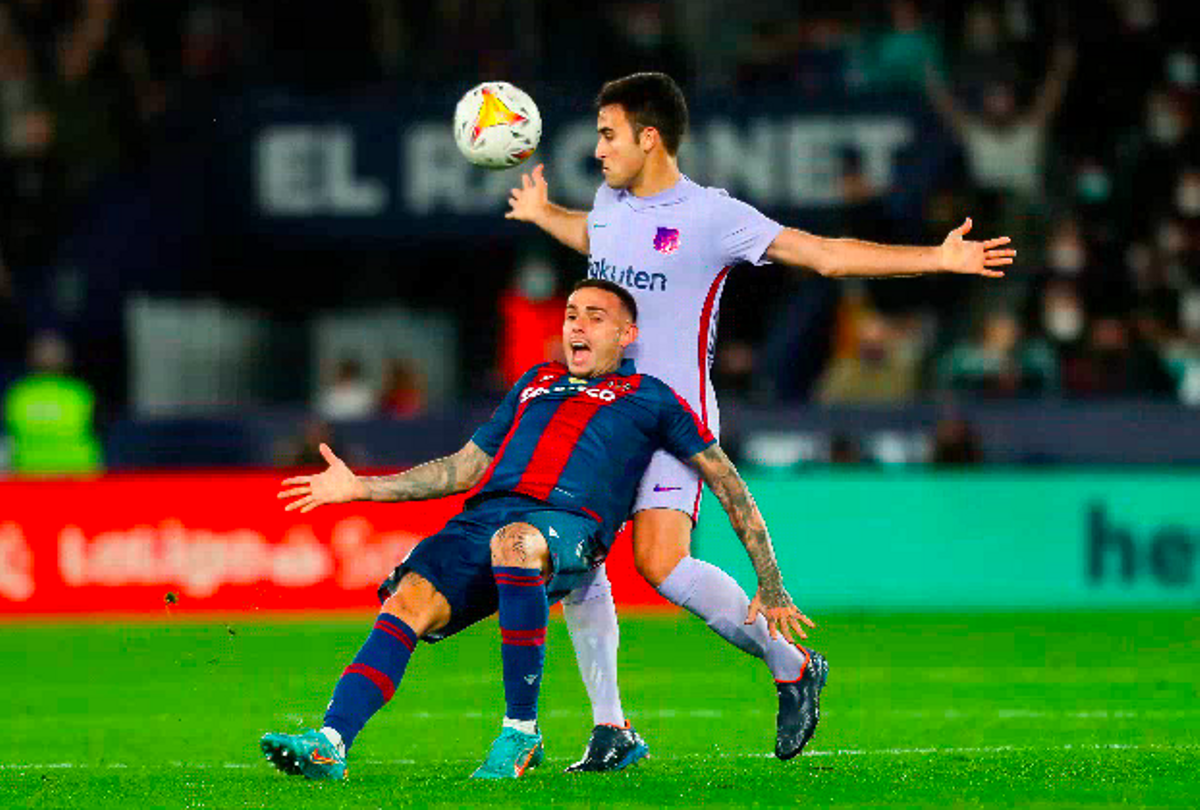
[507, 72, 1014, 769]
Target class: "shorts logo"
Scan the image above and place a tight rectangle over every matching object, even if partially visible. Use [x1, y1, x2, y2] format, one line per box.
[653, 227, 680, 255]
[653, 484, 683, 493]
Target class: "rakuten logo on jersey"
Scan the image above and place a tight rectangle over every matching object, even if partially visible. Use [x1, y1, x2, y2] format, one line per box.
[520, 384, 618, 404]
[588, 259, 667, 292]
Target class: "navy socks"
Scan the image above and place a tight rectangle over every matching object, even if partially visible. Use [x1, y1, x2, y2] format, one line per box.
[494, 566, 549, 721]
[323, 613, 417, 750]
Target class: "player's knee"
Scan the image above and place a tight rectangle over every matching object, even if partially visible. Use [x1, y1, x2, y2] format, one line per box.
[381, 572, 450, 635]
[489, 522, 549, 570]
[633, 541, 680, 587]
[632, 510, 692, 587]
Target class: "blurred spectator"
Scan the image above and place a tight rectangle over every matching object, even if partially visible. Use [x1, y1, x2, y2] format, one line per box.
[317, 357, 375, 421]
[737, 8, 851, 96]
[0, 3, 61, 270]
[379, 356, 427, 419]
[497, 254, 566, 389]
[0, 253, 27, 383]
[1039, 278, 1086, 347]
[1162, 289, 1200, 405]
[2, 331, 102, 474]
[938, 310, 1057, 397]
[37, 0, 135, 198]
[931, 416, 983, 465]
[275, 417, 333, 467]
[925, 41, 1075, 236]
[828, 432, 862, 465]
[817, 312, 920, 404]
[848, 0, 942, 92]
[602, 1, 688, 85]
[948, 1, 1021, 94]
[1045, 217, 1087, 279]
[1061, 316, 1174, 398]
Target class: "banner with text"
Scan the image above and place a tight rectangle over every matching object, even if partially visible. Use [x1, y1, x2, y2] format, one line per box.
[0, 472, 661, 616]
[227, 89, 953, 240]
[694, 471, 1200, 609]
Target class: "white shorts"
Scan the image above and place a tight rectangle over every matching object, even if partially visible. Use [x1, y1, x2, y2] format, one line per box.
[631, 448, 704, 523]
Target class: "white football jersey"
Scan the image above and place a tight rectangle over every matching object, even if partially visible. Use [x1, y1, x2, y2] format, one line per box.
[585, 175, 783, 438]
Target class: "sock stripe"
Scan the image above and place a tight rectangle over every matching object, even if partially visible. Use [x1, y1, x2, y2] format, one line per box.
[344, 663, 396, 702]
[494, 573, 546, 586]
[373, 619, 416, 652]
[501, 628, 547, 646]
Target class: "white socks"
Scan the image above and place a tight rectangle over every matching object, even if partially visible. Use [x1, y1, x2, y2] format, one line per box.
[320, 726, 346, 758]
[502, 716, 538, 735]
[656, 556, 805, 682]
[561, 564, 627, 727]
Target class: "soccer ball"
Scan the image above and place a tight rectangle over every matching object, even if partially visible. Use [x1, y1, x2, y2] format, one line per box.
[453, 82, 542, 170]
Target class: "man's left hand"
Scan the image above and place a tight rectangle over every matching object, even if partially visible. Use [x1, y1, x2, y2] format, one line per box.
[747, 590, 816, 645]
[940, 217, 1015, 278]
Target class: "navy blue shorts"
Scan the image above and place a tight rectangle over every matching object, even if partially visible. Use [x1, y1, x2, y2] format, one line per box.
[377, 495, 608, 642]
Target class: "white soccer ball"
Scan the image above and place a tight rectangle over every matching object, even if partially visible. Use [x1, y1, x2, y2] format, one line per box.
[453, 82, 542, 170]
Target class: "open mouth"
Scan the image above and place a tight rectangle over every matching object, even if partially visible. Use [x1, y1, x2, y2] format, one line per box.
[569, 340, 591, 366]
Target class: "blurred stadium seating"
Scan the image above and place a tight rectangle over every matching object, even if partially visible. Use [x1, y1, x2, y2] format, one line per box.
[2, 1, 1198, 474]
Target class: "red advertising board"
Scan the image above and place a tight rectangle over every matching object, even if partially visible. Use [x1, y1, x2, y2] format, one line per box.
[0, 472, 665, 615]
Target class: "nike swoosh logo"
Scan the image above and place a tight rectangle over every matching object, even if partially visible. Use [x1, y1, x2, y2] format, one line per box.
[653, 484, 683, 493]
[524, 674, 539, 684]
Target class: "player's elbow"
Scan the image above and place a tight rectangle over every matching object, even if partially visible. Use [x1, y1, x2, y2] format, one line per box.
[779, 232, 840, 277]
[813, 259, 843, 278]
[809, 249, 843, 278]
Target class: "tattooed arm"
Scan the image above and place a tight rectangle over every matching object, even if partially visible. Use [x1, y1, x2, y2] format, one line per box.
[361, 441, 492, 502]
[279, 441, 492, 513]
[688, 443, 815, 643]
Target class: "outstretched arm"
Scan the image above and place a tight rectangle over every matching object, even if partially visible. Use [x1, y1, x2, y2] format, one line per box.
[279, 441, 492, 513]
[765, 218, 1015, 279]
[924, 62, 972, 139]
[688, 443, 815, 643]
[1027, 43, 1076, 128]
[506, 163, 590, 255]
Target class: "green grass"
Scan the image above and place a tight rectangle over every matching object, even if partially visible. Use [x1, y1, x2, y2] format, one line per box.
[2, 610, 1198, 808]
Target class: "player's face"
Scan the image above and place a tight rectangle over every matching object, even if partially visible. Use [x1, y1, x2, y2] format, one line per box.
[563, 287, 638, 377]
[595, 105, 648, 189]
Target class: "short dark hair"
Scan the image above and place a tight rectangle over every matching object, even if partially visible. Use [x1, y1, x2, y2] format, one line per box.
[572, 278, 638, 323]
[595, 72, 688, 156]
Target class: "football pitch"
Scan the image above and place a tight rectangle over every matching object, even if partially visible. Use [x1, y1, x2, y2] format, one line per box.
[2, 610, 1197, 808]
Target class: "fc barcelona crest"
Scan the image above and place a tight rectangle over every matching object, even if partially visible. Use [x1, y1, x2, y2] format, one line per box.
[653, 227, 680, 255]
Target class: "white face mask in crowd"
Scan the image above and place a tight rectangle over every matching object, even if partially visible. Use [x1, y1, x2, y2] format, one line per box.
[1147, 101, 1184, 145]
[1049, 240, 1086, 274]
[1045, 305, 1085, 342]
[1182, 289, 1200, 334]
[1175, 175, 1200, 217]
[516, 260, 557, 301]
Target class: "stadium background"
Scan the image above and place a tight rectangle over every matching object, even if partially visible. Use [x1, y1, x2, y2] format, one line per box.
[1, 1, 1197, 807]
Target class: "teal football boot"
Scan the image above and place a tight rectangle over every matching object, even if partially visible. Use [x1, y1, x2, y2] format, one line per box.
[260, 730, 347, 780]
[470, 726, 545, 779]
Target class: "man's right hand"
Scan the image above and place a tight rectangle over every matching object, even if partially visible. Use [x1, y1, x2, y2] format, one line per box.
[279, 443, 368, 513]
[505, 163, 550, 224]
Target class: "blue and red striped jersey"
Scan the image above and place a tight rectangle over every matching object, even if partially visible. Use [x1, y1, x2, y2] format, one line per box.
[467, 359, 715, 541]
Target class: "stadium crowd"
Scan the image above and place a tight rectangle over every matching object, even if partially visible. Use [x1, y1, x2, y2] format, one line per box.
[1, 0, 1198, 439]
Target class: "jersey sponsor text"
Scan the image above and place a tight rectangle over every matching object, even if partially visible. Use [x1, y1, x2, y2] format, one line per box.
[588, 258, 668, 292]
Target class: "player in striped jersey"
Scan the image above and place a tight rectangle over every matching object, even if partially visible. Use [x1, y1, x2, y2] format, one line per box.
[507, 72, 1015, 768]
[260, 279, 818, 780]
